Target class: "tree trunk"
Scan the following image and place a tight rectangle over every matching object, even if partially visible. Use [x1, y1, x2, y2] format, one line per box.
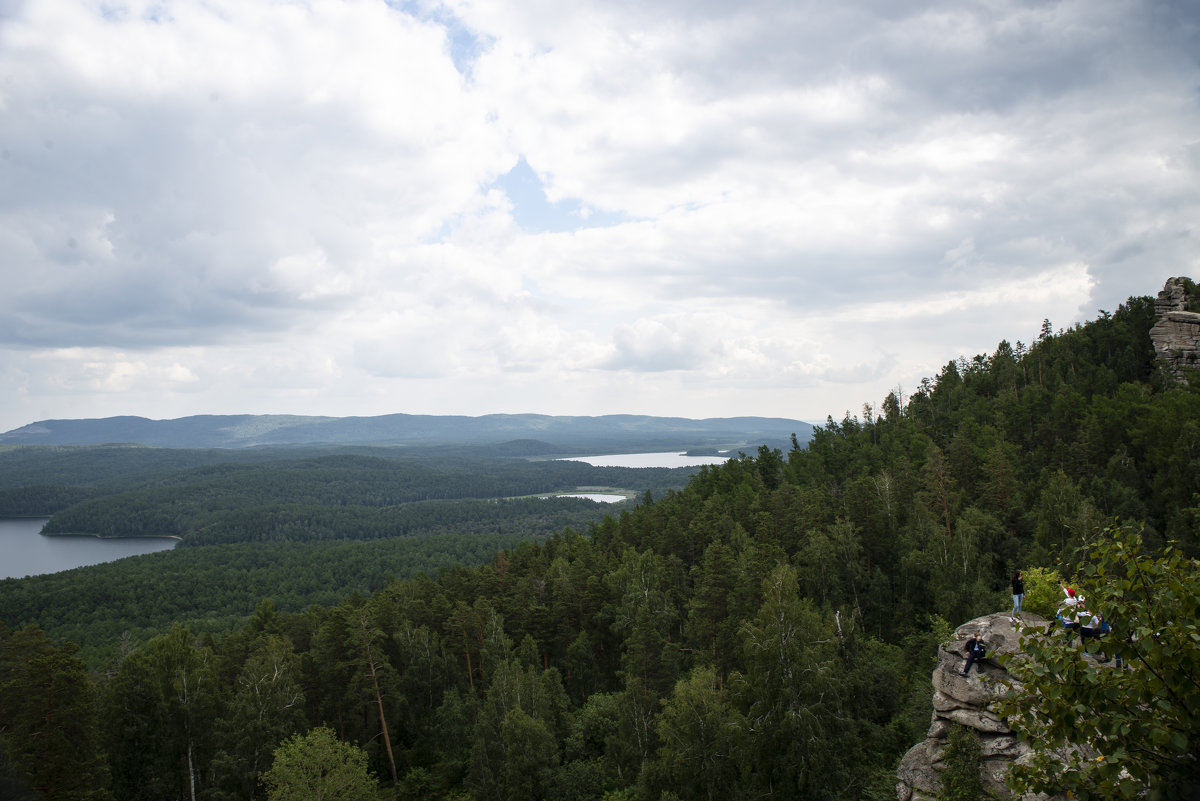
[360, 617, 399, 788]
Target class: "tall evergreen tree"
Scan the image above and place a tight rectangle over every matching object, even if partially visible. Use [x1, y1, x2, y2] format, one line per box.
[0, 624, 111, 801]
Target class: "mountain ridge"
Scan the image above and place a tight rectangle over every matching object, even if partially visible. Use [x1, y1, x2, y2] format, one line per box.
[0, 412, 814, 451]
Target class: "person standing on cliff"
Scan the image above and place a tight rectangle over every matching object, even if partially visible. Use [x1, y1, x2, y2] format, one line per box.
[1011, 570, 1025, 619]
[961, 634, 987, 676]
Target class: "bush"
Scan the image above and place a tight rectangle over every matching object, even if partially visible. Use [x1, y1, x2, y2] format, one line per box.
[940, 724, 984, 801]
[261, 726, 377, 801]
[1019, 566, 1063, 618]
[999, 527, 1200, 799]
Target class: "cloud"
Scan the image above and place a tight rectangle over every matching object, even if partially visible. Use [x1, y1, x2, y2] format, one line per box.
[0, 0, 501, 348]
[0, 0, 1198, 430]
[601, 316, 714, 372]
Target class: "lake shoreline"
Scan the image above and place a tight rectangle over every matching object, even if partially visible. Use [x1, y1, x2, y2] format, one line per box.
[556, 451, 732, 468]
[0, 518, 179, 580]
[41, 531, 183, 542]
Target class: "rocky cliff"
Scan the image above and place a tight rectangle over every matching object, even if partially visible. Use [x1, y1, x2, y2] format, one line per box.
[896, 613, 1059, 801]
[1150, 276, 1200, 384]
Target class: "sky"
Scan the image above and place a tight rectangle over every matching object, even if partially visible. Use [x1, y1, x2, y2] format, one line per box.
[1, 0, 1198, 433]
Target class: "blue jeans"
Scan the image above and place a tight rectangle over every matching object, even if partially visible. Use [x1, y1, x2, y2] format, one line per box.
[1012, 593, 1023, 615]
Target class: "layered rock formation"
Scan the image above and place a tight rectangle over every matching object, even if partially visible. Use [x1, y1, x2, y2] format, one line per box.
[1150, 276, 1200, 384]
[896, 613, 1047, 801]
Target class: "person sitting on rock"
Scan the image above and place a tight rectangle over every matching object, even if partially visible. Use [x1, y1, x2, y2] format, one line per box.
[961, 634, 987, 676]
[1064, 604, 1091, 642]
[1080, 611, 1104, 641]
[1058, 590, 1083, 634]
[1080, 612, 1111, 661]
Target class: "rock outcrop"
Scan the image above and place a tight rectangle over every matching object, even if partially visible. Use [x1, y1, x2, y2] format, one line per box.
[1150, 276, 1200, 384]
[896, 613, 1048, 801]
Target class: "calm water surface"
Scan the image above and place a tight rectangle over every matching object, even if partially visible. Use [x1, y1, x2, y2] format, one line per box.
[558, 451, 732, 468]
[554, 493, 628, 503]
[0, 518, 177, 580]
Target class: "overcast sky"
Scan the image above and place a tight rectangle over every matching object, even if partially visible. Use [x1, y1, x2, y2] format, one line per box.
[1, 0, 1197, 433]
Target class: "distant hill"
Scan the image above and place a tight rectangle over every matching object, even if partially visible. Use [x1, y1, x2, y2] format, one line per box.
[0, 413, 814, 452]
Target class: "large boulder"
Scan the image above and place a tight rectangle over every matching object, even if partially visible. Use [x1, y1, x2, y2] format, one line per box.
[1150, 276, 1200, 384]
[896, 613, 1059, 801]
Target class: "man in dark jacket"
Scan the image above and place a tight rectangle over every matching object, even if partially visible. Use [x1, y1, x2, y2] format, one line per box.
[961, 634, 987, 676]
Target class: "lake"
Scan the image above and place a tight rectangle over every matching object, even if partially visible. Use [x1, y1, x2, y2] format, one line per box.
[551, 493, 629, 503]
[558, 451, 733, 468]
[0, 518, 177, 580]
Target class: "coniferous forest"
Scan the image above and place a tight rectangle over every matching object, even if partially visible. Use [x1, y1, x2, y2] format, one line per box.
[2, 291, 1199, 801]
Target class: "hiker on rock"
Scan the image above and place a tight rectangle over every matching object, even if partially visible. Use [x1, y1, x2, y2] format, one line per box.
[961, 634, 987, 676]
[1011, 570, 1025, 617]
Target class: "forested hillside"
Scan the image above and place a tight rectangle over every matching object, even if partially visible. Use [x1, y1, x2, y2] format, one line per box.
[0, 446, 697, 536]
[0, 448, 706, 663]
[33, 454, 691, 542]
[2, 293, 1198, 801]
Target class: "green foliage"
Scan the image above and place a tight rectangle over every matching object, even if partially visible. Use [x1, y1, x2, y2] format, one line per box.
[207, 633, 306, 801]
[1181, 277, 1199, 312]
[0, 533, 528, 665]
[730, 564, 900, 800]
[103, 625, 218, 801]
[600, 790, 636, 801]
[498, 707, 560, 801]
[929, 614, 954, 646]
[19, 447, 691, 541]
[646, 667, 742, 801]
[939, 724, 984, 801]
[0, 624, 111, 801]
[466, 652, 567, 801]
[1020, 566, 1064, 618]
[997, 526, 1200, 799]
[261, 726, 377, 801]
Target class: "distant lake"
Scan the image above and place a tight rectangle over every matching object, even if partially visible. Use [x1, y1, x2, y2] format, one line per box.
[0, 518, 177, 580]
[555, 493, 628, 503]
[558, 451, 733, 468]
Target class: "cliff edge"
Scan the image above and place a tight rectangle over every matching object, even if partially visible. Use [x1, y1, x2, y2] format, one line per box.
[1150, 276, 1200, 384]
[896, 613, 1064, 801]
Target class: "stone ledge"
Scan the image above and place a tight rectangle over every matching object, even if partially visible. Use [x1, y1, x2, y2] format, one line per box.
[897, 612, 1066, 801]
[1151, 278, 1200, 386]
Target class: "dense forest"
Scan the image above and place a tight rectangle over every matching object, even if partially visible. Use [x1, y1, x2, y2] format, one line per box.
[2, 291, 1199, 800]
[0, 449, 707, 664]
[0, 446, 701, 540]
